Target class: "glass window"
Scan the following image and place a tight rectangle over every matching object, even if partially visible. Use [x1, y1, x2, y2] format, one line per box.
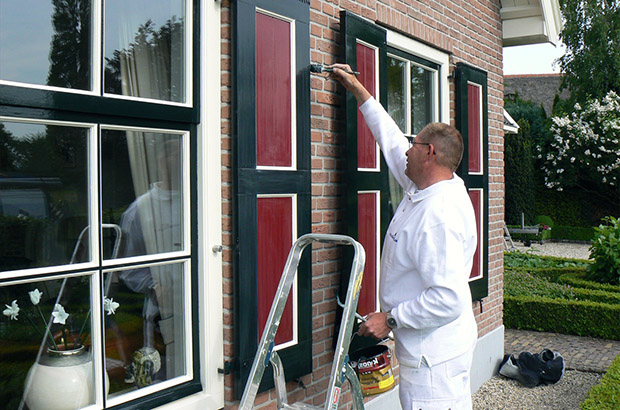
[104, 0, 186, 103]
[0, 274, 97, 410]
[387, 57, 407, 132]
[411, 64, 434, 135]
[0, 120, 91, 271]
[101, 129, 185, 259]
[386, 53, 438, 213]
[0, 0, 92, 90]
[104, 262, 187, 400]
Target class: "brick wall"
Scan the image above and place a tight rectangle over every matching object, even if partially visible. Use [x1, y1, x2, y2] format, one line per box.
[220, 0, 505, 408]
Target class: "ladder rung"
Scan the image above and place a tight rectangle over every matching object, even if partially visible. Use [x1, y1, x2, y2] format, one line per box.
[281, 404, 321, 410]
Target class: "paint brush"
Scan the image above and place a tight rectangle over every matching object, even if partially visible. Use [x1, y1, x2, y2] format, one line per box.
[310, 64, 360, 75]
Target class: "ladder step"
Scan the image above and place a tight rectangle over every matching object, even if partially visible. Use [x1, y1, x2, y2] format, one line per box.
[281, 404, 321, 410]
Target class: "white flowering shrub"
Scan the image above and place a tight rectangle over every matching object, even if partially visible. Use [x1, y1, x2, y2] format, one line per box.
[542, 91, 620, 206]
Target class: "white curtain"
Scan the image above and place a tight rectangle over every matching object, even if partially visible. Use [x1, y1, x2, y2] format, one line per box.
[120, 31, 185, 379]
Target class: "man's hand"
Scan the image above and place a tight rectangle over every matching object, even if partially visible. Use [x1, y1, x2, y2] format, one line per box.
[358, 312, 392, 340]
[326, 63, 372, 105]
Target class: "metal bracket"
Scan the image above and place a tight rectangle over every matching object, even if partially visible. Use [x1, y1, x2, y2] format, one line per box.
[218, 360, 235, 375]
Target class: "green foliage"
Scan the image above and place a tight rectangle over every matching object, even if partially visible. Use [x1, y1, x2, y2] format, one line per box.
[535, 184, 597, 226]
[503, 252, 620, 340]
[558, 0, 620, 105]
[551, 226, 596, 242]
[504, 270, 576, 299]
[587, 216, 620, 285]
[504, 251, 589, 270]
[504, 95, 551, 147]
[581, 354, 620, 410]
[505, 119, 536, 225]
[533, 215, 554, 229]
[559, 272, 620, 293]
[504, 295, 620, 340]
[543, 92, 620, 210]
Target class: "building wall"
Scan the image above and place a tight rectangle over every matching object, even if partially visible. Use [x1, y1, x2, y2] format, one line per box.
[220, 0, 505, 408]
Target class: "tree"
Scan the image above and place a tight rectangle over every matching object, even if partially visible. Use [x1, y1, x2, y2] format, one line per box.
[505, 120, 536, 225]
[558, 0, 620, 104]
[542, 90, 620, 211]
[47, 0, 91, 90]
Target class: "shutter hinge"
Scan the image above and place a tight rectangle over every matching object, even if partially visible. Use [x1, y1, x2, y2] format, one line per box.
[218, 360, 235, 375]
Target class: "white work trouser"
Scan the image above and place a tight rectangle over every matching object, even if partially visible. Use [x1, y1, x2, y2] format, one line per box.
[398, 349, 473, 410]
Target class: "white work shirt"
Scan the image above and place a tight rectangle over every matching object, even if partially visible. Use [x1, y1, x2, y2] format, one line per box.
[359, 97, 478, 368]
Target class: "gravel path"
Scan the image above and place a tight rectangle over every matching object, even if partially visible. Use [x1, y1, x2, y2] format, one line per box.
[472, 241, 600, 409]
[473, 370, 601, 410]
[511, 241, 591, 260]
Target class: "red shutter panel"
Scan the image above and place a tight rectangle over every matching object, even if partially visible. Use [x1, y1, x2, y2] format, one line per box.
[468, 189, 483, 280]
[467, 83, 482, 174]
[256, 12, 292, 168]
[356, 42, 378, 170]
[357, 192, 378, 315]
[257, 196, 295, 346]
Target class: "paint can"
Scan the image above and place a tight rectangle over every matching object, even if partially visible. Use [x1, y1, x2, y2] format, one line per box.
[350, 344, 395, 396]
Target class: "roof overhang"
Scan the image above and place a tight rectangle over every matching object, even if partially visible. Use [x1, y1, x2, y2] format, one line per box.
[504, 109, 520, 134]
[501, 0, 562, 47]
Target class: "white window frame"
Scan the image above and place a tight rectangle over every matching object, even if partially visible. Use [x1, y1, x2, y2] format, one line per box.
[0, 0, 192, 108]
[0, 117, 99, 280]
[386, 31, 450, 125]
[99, 125, 191, 267]
[154, 2, 224, 409]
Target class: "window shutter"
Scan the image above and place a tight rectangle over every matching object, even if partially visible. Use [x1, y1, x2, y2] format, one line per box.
[455, 63, 489, 301]
[339, 11, 390, 351]
[233, 0, 311, 397]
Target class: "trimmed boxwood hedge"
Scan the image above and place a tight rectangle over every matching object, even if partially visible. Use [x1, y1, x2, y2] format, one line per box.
[504, 295, 620, 340]
[504, 262, 620, 340]
[551, 226, 595, 242]
[558, 273, 620, 293]
[581, 354, 620, 410]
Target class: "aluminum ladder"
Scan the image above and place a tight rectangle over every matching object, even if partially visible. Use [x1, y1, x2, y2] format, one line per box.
[239, 233, 367, 410]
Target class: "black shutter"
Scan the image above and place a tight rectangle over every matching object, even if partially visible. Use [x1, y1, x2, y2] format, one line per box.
[233, 0, 311, 397]
[455, 62, 489, 301]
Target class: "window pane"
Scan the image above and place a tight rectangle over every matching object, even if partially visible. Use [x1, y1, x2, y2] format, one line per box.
[0, 0, 92, 90]
[411, 65, 434, 135]
[387, 57, 407, 133]
[104, 262, 186, 396]
[0, 121, 90, 271]
[0, 275, 95, 410]
[101, 129, 184, 259]
[104, 0, 186, 103]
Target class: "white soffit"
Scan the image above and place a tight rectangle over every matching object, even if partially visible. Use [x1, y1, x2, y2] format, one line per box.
[504, 109, 520, 134]
[501, 0, 562, 47]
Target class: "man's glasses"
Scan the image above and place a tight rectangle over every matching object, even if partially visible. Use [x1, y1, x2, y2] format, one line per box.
[404, 134, 431, 148]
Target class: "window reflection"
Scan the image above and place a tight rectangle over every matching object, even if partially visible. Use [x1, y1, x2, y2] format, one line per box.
[0, 0, 92, 90]
[387, 57, 407, 133]
[0, 121, 90, 271]
[101, 130, 184, 259]
[385, 55, 437, 215]
[104, 263, 186, 396]
[411, 65, 433, 135]
[0, 275, 95, 410]
[104, 0, 186, 103]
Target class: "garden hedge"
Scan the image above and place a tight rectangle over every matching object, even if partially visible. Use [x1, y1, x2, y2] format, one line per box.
[551, 226, 595, 242]
[581, 354, 620, 410]
[504, 295, 620, 340]
[558, 273, 620, 293]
